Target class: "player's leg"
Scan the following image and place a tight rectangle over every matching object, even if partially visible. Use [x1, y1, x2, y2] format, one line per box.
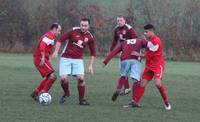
[154, 65, 171, 110]
[123, 76, 131, 95]
[154, 78, 171, 110]
[40, 59, 57, 93]
[76, 75, 89, 105]
[60, 75, 70, 97]
[130, 60, 141, 103]
[72, 59, 89, 105]
[59, 75, 70, 104]
[59, 58, 71, 103]
[118, 59, 130, 95]
[31, 58, 54, 101]
[132, 68, 153, 105]
[112, 76, 126, 101]
[124, 60, 143, 108]
[112, 60, 130, 101]
[31, 79, 47, 98]
[41, 72, 57, 93]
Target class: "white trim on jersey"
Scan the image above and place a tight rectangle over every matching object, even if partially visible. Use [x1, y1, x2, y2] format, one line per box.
[42, 37, 54, 45]
[125, 24, 132, 29]
[44, 62, 53, 70]
[61, 40, 69, 55]
[72, 27, 81, 30]
[147, 41, 159, 52]
[86, 31, 94, 38]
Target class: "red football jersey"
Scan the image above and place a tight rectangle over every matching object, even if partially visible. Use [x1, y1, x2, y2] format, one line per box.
[110, 24, 138, 51]
[145, 35, 165, 69]
[57, 27, 96, 59]
[34, 31, 55, 60]
[104, 38, 146, 65]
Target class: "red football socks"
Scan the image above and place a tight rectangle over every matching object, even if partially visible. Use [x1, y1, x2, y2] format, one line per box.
[124, 76, 130, 89]
[61, 81, 70, 97]
[158, 84, 169, 104]
[42, 78, 55, 92]
[117, 77, 125, 91]
[132, 81, 139, 101]
[135, 85, 145, 103]
[34, 79, 47, 94]
[78, 85, 85, 101]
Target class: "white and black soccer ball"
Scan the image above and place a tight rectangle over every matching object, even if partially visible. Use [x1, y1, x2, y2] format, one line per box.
[39, 92, 52, 105]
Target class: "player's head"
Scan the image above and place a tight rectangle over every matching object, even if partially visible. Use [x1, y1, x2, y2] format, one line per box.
[117, 15, 126, 27]
[50, 23, 61, 36]
[80, 18, 90, 33]
[144, 24, 155, 38]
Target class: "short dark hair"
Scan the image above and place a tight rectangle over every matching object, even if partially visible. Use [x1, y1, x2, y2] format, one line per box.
[50, 23, 60, 30]
[144, 24, 155, 30]
[117, 15, 126, 20]
[80, 18, 90, 24]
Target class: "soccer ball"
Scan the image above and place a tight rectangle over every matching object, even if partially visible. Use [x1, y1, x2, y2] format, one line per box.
[39, 92, 52, 105]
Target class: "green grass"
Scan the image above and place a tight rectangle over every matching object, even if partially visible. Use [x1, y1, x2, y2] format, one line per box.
[0, 53, 200, 122]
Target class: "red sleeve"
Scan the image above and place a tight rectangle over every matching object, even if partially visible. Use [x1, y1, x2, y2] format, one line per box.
[57, 29, 72, 42]
[130, 28, 138, 38]
[103, 43, 122, 65]
[39, 41, 47, 52]
[151, 38, 159, 45]
[89, 38, 96, 57]
[110, 29, 118, 51]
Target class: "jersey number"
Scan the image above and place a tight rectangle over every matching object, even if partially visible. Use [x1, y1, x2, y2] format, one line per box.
[127, 39, 136, 45]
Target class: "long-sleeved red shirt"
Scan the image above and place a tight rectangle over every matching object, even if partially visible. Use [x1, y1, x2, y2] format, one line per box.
[104, 38, 147, 65]
[57, 27, 96, 59]
[145, 35, 165, 69]
[34, 31, 55, 60]
[110, 24, 138, 51]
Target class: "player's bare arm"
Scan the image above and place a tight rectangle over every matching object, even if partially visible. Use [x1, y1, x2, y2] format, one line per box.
[88, 56, 95, 75]
[39, 52, 45, 66]
[52, 42, 61, 58]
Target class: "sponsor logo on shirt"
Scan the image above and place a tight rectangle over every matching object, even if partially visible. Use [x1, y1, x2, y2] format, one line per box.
[123, 30, 126, 35]
[84, 37, 88, 43]
[76, 35, 80, 38]
[73, 40, 83, 48]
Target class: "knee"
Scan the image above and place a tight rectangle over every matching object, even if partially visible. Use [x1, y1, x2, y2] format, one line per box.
[77, 75, 84, 81]
[77, 77, 85, 86]
[60, 75, 69, 83]
[78, 81, 85, 86]
[140, 79, 148, 88]
[49, 73, 57, 81]
[155, 79, 162, 88]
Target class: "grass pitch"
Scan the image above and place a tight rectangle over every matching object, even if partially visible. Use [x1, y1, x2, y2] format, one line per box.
[0, 53, 200, 122]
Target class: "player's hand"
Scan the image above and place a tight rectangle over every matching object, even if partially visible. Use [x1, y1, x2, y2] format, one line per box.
[52, 52, 58, 58]
[141, 35, 147, 41]
[131, 51, 140, 56]
[88, 65, 94, 75]
[39, 58, 45, 67]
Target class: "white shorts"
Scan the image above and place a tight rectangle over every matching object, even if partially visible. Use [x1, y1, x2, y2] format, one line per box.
[120, 59, 141, 81]
[59, 57, 84, 76]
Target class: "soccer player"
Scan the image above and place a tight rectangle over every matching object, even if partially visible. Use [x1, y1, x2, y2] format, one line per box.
[31, 23, 62, 101]
[110, 15, 138, 95]
[127, 24, 171, 110]
[103, 38, 146, 101]
[52, 18, 96, 105]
